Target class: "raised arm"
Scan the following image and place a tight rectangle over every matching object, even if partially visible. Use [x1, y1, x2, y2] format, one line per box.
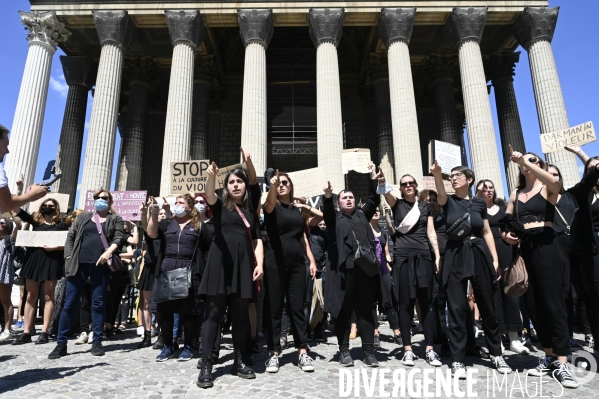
[361, 163, 383, 220]
[323, 181, 336, 229]
[241, 147, 258, 185]
[140, 201, 148, 230]
[509, 145, 561, 195]
[565, 145, 591, 164]
[0, 184, 48, 213]
[16, 208, 35, 225]
[146, 197, 160, 239]
[430, 160, 447, 206]
[265, 169, 280, 214]
[206, 162, 218, 206]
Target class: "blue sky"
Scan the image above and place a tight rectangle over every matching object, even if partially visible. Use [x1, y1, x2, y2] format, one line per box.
[0, 0, 597, 203]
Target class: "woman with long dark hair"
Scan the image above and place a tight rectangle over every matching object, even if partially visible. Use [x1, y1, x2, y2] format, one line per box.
[197, 149, 263, 388]
[431, 161, 511, 378]
[13, 198, 68, 345]
[503, 147, 578, 388]
[383, 175, 441, 366]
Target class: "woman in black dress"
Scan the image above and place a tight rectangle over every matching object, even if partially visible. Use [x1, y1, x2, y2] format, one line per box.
[197, 149, 263, 388]
[146, 194, 212, 362]
[431, 160, 511, 378]
[13, 198, 68, 345]
[476, 179, 526, 355]
[263, 171, 317, 373]
[383, 175, 441, 367]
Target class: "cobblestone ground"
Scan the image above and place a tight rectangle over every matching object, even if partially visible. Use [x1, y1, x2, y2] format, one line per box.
[1, 316, 598, 398]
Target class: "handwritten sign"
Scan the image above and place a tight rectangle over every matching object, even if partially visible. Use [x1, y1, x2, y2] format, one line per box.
[421, 177, 455, 193]
[428, 140, 462, 175]
[29, 193, 70, 213]
[287, 167, 325, 198]
[215, 162, 247, 190]
[541, 121, 596, 154]
[342, 148, 371, 174]
[84, 190, 147, 221]
[16, 230, 68, 247]
[170, 160, 210, 194]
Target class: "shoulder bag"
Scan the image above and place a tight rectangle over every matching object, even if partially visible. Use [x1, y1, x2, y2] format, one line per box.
[93, 213, 124, 272]
[446, 196, 473, 241]
[503, 191, 528, 297]
[234, 205, 261, 293]
[348, 215, 380, 277]
[152, 222, 200, 303]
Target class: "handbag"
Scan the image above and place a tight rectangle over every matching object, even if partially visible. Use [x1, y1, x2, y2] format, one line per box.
[152, 223, 200, 303]
[446, 196, 473, 241]
[503, 190, 528, 297]
[348, 216, 380, 277]
[93, 213, 124, 272]
[234, 205, 261, 293]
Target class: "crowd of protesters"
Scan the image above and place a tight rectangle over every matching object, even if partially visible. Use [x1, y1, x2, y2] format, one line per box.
[0, 118, 597, 389]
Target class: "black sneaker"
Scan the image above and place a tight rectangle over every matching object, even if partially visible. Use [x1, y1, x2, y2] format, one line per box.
[35, 332, 49, 345]
[466, 345, 490, 360]
[451, 362, 467, 379]
[363, 351, 379, 367]
[528, 356, 555, 377]
[393, 334, 403, 346]
[91, 341, 105, 356]
[552, 361, 579, 389]
[153, 333, 164, 350]
[339, 350, 354, 367]
[12, 332, 32, 345]
[48, 343, 68, 359]
[373, 335, 381, 348]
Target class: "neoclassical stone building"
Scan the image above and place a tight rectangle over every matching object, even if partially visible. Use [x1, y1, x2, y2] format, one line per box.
[7, 1, 575, 208]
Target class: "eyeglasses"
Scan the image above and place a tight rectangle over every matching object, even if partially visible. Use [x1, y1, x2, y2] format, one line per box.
[449, 172, 464, 179]
[0, 222, 6, 226]
[195, 200, 205, 204]
[528, 156, 539, 163]
[280, 180, 289, 186]
[400, 181, 416, 188]
[95, 196, 110, 200]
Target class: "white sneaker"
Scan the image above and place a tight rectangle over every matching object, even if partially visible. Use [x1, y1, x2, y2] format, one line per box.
[451, 362, 467, 379]
[87, 331, 94, 344]
[492, 355, 512, 374]
[298, 353, 315, 372]
[265, 354, 279, 373]
[74, 332, 88, 345]
[510, 339, 530, 355]
[137, 326, 144, 336]
[425, 350, 442, 367]
[402, 350, 417, 366]
[0, 330, 13, 341]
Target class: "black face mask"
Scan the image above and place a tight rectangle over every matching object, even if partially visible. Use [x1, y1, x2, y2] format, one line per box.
[41, 207, 55, 216]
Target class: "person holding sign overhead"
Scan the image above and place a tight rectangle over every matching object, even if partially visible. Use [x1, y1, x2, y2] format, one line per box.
[430, 160, 511, 378]
[12, 198, 68, 346]
[197, 148, 263, 389]
[262, 170, 317, 373]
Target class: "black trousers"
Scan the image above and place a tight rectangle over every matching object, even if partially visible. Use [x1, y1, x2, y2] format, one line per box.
[201, 294, 250, 357]
[379, 272, 399, 331]
[446, 248, 502, 362]
[581, 248, 599, 344]
[395, 258, 435, 347]
[263, 255, 308, 352]
[334, 266, 378, 353]
[492, 240, 522, 333]
[520, 228, 570, 356]
[161, 312, 196, 348]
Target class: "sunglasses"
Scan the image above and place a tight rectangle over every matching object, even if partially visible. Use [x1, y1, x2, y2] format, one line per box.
[528, 156, 539, 163]
[280, 180, 289, 186]
[195, 200, 205, 204]
[400, 181, 416, 188]
[0, 222, 5, 226]
[95, 196, 110, 200]
[449, 172, 464, 179]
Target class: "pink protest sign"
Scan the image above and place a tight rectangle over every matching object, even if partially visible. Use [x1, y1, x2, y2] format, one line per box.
[84, 190, 147, 221]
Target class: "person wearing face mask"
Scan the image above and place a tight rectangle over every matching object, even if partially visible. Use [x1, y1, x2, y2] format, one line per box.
[48, 189, 124, 359]
[197, 148, 263, 388]
[323, 162, 382, 367]
[12, 199, 68, 345]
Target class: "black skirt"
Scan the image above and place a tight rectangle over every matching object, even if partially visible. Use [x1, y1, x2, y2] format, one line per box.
[21, 248, 64, 282]
[137, 262, 156, 291]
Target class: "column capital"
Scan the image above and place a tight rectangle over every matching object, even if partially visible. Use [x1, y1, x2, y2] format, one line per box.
[512, 7, 559, 50]
[309, 8, 345, 48]
[59, 55, 96, 89]
[423, 53, 459, 82]
[19, 10, 71, 50]
[378, 7, 416, 48]
[165, 10, 205, 49]
[444, 7, 488, 49]
[124, 56, 158, 85]
[238, 9, 274, 49]
[485, 52, 521, 83]
[366, 54, 388, 83]
[194, 55, 217, 84]
[93, 10, 135, 51]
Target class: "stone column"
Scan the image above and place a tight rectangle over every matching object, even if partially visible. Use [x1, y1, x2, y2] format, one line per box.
[487, 52, 526, 193]
[159, 10, 205, 195]
[53, 56, 95, 211]
[309, 8, 345, 191]
[78, 10, 135, 208]
[444, 7, 504, 198]
[238, 9, 273, 173]
[4, 11, 70, 192]
[379, 8, 423, 182]
[142, 90, 168, 197]
[513, 6, 578, 186]
[114, 112, 127, 190]
[424, 54, 462, 146]
[191, 55, 217, 160]
[117, 57, 156, 190]
[367, 54, 395, 184]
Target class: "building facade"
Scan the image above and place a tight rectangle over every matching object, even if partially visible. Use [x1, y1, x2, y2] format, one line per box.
[7, 1, 576, 208]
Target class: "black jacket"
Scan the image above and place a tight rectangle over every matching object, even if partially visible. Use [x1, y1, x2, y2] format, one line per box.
[323, 179, 380, 318]
[570, 164, 599, 255]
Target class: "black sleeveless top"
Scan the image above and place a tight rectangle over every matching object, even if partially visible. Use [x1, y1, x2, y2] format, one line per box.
[516, 191, 555, 224]
[487, 205, 507, 240]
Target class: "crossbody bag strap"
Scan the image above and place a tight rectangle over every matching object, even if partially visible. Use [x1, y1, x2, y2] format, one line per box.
[93, 213, 110, 251]
[187, 221, 201, 269]
[234, 205, 261, 292]
[555, 206, 570, 230]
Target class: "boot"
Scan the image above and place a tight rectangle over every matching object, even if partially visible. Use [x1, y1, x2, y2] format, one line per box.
[152, 333, 164, 350]
[231, 349, 255, 379]
[138, 331, 152, 349]
[197, 355, 214, 388]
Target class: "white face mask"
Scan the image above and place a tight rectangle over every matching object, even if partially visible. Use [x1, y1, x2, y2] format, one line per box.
[195, 203, 206, 214]
[172, 205, 187, 218]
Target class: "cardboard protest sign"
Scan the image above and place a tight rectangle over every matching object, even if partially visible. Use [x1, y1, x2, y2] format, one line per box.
[421, 176, 455, 193]
[16, 230, 68, 247]
[84, 190, 147, 221]
[29, 193, 70, 213]
[541, 121, 596, 154]
[288, 167, 324, 198]
[428, 140, 462, 175]
[215, 162, 247, 190]
[342, 148, 371, 174]
[170, 160, 210, 194]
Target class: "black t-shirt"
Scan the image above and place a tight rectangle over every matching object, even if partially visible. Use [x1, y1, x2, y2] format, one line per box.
[265, 203, 306, 267]
[79, 219, 106, 264]
[442, 195, 487, 238]
[433, 212, 447, 255]
[487, 205, 506, 240]
[392, 199, 431, 251]
[309, 226, 327, 271]
[591, 197, 599, 233]
[554, 192, 577, 235]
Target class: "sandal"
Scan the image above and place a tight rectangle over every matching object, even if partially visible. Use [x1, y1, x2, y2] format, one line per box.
[118, 322, 126, 331]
